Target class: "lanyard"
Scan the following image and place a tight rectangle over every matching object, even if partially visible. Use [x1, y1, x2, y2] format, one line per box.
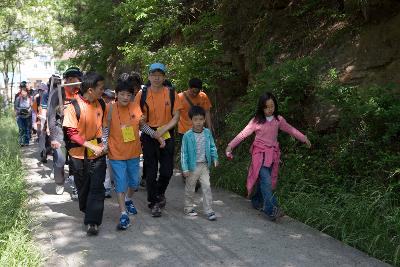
[116, 102, 134, 126]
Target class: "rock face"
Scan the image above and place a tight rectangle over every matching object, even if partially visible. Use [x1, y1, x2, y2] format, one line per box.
[336, 12, 400, 85]
[218, 1, 400, 131]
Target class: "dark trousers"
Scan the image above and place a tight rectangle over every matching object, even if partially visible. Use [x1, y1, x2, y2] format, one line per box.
[70, 155, 106, 225]
[142, 133, 174, 206]
[17, 117, 31, 145]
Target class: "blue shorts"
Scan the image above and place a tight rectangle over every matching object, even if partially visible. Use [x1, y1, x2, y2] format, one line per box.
[109, 158, 140, 193]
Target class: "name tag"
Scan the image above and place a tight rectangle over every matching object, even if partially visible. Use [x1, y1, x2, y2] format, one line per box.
[121, 126, 135, 143]
[87, 139, 98, 157]
[158, 127, 171, 140]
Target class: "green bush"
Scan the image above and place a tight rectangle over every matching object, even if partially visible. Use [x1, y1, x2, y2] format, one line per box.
[0, 113, 42, 267]
[212, 57, 400, 266]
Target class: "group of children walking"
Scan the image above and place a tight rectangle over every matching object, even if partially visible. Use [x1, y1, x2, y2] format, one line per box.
[17, 61, 311, 236]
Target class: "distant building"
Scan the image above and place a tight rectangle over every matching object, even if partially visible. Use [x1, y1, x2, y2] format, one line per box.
[0, 45, 57, 100]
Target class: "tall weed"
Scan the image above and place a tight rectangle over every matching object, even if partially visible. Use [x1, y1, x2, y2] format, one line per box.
[0, 112, 42, 266]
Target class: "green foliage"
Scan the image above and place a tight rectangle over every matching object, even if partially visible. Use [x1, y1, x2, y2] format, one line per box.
[213, 57, 400, 266]
[120, 8, 232, 92]
[0, 114, 42, 266]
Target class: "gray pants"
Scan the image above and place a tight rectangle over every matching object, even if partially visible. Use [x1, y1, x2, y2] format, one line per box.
[184, 163, 213, 214]
[53, 147, 66, 185]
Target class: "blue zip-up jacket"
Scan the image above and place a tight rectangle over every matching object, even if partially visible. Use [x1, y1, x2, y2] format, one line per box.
[181, 128, 218, 172]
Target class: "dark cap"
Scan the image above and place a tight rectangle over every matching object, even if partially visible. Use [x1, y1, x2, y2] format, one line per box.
[63, 67, 82, 79]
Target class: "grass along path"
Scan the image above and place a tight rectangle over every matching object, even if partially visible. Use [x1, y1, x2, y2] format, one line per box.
[0, 114, 42, 266]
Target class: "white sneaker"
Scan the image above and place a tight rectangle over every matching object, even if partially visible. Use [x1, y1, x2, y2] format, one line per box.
[71, 188, 78, 200]
[55, 185, 64, 195]
[185, 209, 198, 217]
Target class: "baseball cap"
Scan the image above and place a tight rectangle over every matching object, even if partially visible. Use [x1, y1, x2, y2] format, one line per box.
[103, 89, 115, 99]
[149, 62, 166, 74]
[63, 66, 82, 79]
[37, 82, 48, 91]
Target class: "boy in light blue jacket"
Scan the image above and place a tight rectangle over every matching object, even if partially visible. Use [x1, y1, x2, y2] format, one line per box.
[181, 106, 218, 221]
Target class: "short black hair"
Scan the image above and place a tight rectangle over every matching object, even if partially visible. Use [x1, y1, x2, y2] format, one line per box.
[20, 81, 27, 88]
[81, 72, 104, 94]
[188, 78, 202, 89]
[188, 105, 206, 119]
[116, 72, 142, 94]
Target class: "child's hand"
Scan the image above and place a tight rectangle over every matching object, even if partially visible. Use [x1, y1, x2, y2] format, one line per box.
[225, 145, 232, 154]
[91, 145, 104, 157]
[214, 161, 219, 168]
[304, 136, 311, 148]
[182, 171, 190, 178]
[156, 136, 166, 148]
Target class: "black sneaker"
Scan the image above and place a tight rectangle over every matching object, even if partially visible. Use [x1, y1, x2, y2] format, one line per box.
[87, 224, 99, 236]
[195, 181, 201, 192]
[140, 178, 146, 188]
[151, 203, 162, 217]
[158, 195, 166, 208]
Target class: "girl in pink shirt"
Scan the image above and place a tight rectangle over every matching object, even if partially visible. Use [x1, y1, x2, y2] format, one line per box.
[226, 92, 311, 221]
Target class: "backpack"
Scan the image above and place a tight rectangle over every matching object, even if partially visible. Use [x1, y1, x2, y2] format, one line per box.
[17, 96, 32, 117]
[140, 85, 175, 122]
[63, 98, 106, 150]
[182, 91, 194, 107]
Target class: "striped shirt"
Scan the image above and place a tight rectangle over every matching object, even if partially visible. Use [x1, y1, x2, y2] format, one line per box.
[194, 130, 206, 163]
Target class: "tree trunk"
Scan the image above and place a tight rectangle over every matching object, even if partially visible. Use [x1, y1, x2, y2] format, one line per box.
[2, 61, 9, 104]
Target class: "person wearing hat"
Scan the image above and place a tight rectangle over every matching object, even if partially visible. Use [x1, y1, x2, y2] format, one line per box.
[133, 62, 183, 217]
[47, 67, 82, 195]
[63, 71, 107, 236]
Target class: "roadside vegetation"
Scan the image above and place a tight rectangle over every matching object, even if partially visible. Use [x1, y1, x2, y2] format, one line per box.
[0, 111, 42, 267]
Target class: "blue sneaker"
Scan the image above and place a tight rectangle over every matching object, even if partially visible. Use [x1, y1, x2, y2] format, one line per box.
[125, 200, 137, 215]
[117, 214, 130, 230]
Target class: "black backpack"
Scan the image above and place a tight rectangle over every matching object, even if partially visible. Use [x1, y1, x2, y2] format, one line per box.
[63, 98, 106, 150]
[140, 83, 175, 122]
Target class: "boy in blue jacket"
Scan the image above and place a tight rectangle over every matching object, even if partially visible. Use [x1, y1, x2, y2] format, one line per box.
[181, 105, 218, 221]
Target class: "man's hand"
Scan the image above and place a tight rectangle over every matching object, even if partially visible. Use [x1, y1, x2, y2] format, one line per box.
[51, 140, 61, 149]
[182, 171, 190, 178]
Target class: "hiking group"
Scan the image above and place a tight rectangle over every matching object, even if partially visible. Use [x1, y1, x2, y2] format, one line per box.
[14, 62, 311, 236]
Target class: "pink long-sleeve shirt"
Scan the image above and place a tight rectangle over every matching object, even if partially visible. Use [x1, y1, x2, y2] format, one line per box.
[228, 115, 307, 196]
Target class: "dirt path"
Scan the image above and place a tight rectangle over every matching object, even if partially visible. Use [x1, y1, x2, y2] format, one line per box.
[23, 144, 391, 267]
